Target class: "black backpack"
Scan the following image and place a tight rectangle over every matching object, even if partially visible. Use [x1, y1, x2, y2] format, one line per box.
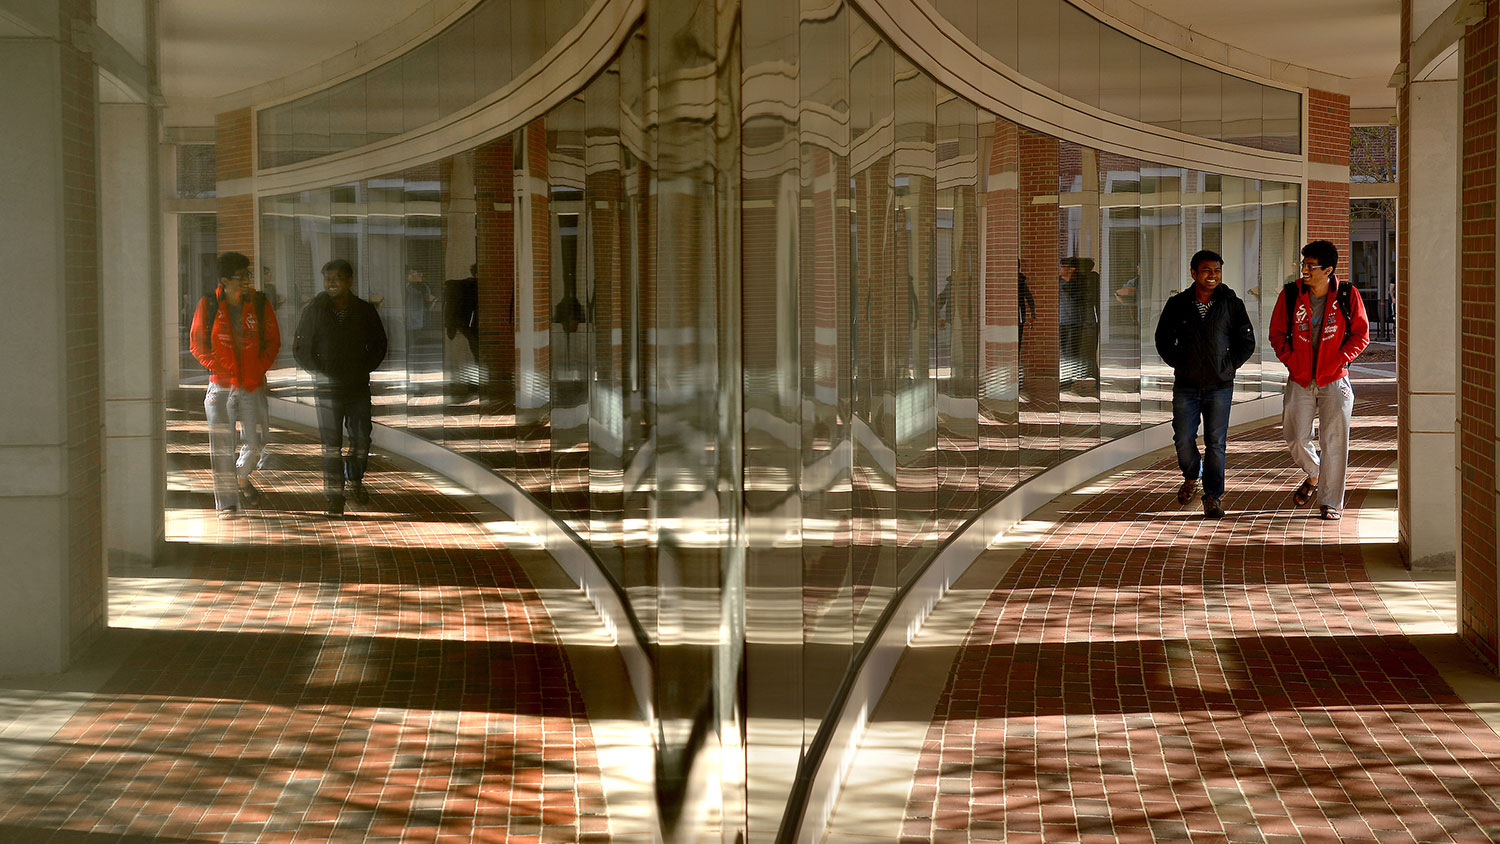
[197, 290, 271, 357]
[1282, 279, 1359, 344]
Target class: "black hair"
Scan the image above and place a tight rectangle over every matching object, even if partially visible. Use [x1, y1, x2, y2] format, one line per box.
[1190, 249, 1224, 272]
[1301, 240, 1339, 272]
[322, 258, 354, 279]
[217, 252, 251, 280]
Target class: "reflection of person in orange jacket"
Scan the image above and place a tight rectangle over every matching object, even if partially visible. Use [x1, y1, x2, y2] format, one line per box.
[189, 251, 281, 517]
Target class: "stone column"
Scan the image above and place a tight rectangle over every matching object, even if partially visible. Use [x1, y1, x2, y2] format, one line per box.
[101, 99, 165, 568]
[0, 0, 107, 674]
[1400, 79, 1459, 570]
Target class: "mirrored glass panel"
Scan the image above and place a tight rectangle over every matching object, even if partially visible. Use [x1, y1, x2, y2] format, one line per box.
[248, 8, 1307, 837]
[1099, 153, 1142, 439]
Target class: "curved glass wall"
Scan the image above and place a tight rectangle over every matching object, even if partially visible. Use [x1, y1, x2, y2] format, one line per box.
[257, 2, 1300, 837]
[257, 0, 595, 169]
[932, 0, 1301, 153]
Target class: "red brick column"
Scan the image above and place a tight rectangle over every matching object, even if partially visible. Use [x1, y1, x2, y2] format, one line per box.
[475, 134, 517, 414]
[1459, 1, 1499, 668]
[1306, 89, 1351, 261]
[214, 108, 254, 261]
[1019, 129, 1060, 403]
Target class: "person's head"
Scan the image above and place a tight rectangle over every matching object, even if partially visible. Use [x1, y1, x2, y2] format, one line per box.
[217, 252, 252, 304]
[1059, 257, 1078, 280]
[1300, 240, 1339, 279]
[1190, 249, 1224, 295]
[322, 258, 354, 302]
[405, 264, 423, 282]
[469, 263, 478, 277]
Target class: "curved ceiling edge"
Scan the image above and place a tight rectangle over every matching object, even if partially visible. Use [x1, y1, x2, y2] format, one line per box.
[254, 0, 643, 197]
[851, 0, 1306, 182]
[222, 0, 483, 113]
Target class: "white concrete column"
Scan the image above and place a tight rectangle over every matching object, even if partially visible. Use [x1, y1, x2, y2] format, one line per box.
[1404, 78, 1459, 568]
[0, 0, 107, 674]
[101, 101, 164, 567]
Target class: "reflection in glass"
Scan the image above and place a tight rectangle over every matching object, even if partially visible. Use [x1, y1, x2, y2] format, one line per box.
[1140, 46, 1181, 134]
[1100, 153, 1143, 438]
[1140, 165, 1182, 428]
[251, 8, 1309, 836]
[1058, 141, 1100, 460]
[1058, 2, 1100, 108]
[1018, 128, 1060, 474]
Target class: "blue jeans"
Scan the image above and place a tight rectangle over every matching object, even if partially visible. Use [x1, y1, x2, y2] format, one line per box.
[1172, 384, 1233, 500]
[315, 387, 373, 502]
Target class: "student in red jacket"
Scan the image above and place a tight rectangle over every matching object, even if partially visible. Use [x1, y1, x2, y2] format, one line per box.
[189, 252, 282, 517]
[1269, 240, 1370, 521]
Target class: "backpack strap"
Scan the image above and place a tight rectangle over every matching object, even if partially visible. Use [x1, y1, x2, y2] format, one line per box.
[1281, 281, 1299, 337]
[1335, 281, 1356, 344]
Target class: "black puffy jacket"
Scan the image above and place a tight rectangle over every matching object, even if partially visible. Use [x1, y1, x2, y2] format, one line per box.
[1153, 285, 1256, 389]
[293, 292, 388, 390]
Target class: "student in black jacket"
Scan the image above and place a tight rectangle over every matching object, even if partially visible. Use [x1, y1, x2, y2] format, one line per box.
[293, 259, 388, 515]
[1153, 249, 1256, 519]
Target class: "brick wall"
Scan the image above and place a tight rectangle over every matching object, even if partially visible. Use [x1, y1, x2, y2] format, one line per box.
[62, 0, 105, 657]
[1019, 129, 1060, 404]
[1460, 0, 1499, 668]
[215, 108, 255, 264]
[1306, 89, 1351, 265]
[474, 135, 517, 470]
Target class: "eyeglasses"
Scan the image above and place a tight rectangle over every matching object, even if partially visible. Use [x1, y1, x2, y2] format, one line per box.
[230, 272, 254, 282]
[1298, 261, 1326, 272]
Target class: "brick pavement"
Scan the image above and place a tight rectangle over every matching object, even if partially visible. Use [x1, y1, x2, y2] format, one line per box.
[0, 391, 612, 843]
[901, 383, 1500, 844]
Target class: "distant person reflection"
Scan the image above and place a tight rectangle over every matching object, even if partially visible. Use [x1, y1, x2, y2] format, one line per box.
[444, 264, 482, 397]
[1059, 256, 1100, 390]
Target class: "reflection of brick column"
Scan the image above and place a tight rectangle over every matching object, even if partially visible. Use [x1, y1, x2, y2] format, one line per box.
[1019, 129, 1060, 401]
[983, 118, 1019, 392]
[1459, 5, 1499, 668]
[526, 121, 551, 388]
[475, 136, 516, 415]
[1306, 89, 1351, 262]
[215, 108, 254, 261]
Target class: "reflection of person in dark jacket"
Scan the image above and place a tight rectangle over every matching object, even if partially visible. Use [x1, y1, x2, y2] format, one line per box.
[293, 258, 388, 516]
[1153, 249, 1255, 520]
[444, 264, 482, 395]
[1060, 257, 1101, 386]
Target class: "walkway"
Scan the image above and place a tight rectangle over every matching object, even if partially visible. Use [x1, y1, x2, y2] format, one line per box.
[828, 371, 1500, 843]
[0, 390, 647, 843]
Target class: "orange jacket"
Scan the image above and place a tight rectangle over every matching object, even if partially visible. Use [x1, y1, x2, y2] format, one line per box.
[189, 287, 281, 391]
[1268, 276, 1370, 388]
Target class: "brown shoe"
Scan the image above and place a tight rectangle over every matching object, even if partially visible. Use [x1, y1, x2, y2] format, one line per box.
[1177, 478, 1198, 504]
[1293, 478, 1317, 507]
[1203, 496, 1226, 519]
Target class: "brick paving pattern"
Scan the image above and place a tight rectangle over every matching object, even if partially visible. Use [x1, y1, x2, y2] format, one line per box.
[0, 391, 611, 843]
[903, 383, 1500, 844]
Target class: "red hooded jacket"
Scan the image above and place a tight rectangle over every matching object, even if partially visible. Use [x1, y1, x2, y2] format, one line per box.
[189, 287, 281, 391]
[1269, 275, 1370, 388]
